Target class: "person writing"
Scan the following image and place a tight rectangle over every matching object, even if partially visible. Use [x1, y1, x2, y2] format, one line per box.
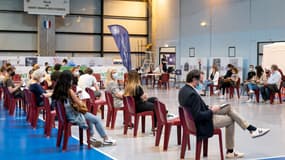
[178, 70, 270, 158]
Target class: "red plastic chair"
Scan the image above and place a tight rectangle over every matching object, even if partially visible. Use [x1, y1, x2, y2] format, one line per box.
[122, 96, 155, 137]
[229, 77, 241, 99]
[157, 73, 170, 89]
[209, 77, 222, 96]
[270, 81, 283, 104]
[55, 101, 91, 151]
[105, 91, 125, 129]
[3, 86, 23, 116]
[154, 100, 181, 151]
[85, 87, 106, 119]
[179, 107, 224, 160]
[43, 97, 56, 137]
[12, 74, 21, 82]
[123, 73, 128, 88]
[23, 89, 33, 123]
[30, 92, 46, 129]
[93, 73, 104, 89]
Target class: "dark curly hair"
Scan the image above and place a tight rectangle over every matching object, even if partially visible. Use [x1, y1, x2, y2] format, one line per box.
[51, 70, 72, 102]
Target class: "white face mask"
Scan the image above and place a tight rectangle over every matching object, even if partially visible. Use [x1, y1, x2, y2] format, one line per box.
[112, 72, 119, 80]
[74, 71, 80, 76]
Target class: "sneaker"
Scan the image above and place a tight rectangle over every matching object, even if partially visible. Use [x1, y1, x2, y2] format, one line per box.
[226, 151, 244, 158]
[251, 128, 270, 138]
[248, 90, 254, 94]
[90, 137, 103, 147]
[90, 136, 97, 142]
[246, 99, 252, 103]
[103, 138, 116, 146]
[219, 95, 225, 99]
[214, 90, 220, 95]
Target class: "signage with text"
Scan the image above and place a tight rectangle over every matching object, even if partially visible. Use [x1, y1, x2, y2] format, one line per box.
[24, 0, 70, 16]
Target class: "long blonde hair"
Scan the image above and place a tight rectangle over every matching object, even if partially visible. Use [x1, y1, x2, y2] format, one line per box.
[124, 70, 141, 96]
[105, 68, 116, 86]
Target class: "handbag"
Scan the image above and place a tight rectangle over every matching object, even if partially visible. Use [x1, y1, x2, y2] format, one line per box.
[70, 99, 88, 114]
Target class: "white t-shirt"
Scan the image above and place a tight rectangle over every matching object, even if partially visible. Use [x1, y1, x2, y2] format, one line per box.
[78, 74, 97, 90]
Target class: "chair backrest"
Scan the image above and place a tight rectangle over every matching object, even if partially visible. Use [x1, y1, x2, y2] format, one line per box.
[86, 87, 96, 102]
[93, 73, 101, 82]
[71, 85, 77, 92]
[178, 107, 197, 134]
[23, 89, 32, 106]
[123, 96, 136, 114]
[55, 100, 66, 125]
[41, 80, 49, 90]
[12, 74, 21, 82]
[105, 91, 114, 111]
[124, 73, 128, 81]
[236, 77, 241, 86]
[154, 100, 168, 124]
[160, 73, 170, 82]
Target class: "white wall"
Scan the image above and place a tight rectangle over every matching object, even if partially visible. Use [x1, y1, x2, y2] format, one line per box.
[180, 0, 285, 66]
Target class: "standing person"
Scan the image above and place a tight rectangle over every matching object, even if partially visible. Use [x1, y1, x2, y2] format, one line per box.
[178, 70, 270, 158]
[161, 55, 167, 73]
[260, 64, 282, 103]
[124, 70, 157, 128]
[77, 67, 101, 98]
[203, 65, 220, 94]
[105, 69, 124, 108]
[51, 70, 116, 146]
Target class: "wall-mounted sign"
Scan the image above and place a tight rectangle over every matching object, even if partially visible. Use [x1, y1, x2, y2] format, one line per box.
[24, 0, 70, 16]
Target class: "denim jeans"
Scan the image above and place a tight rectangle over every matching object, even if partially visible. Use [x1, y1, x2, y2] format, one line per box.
[247, 83, 258, 99]
[84, 112, 107, 138]
[203, 80, 213, 91]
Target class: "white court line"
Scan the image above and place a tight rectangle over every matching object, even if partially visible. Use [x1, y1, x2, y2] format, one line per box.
[249, 155, 285, 160]
[38, 117, 117, 160]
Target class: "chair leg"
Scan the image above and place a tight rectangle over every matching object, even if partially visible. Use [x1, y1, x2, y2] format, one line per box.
[195, 139, 203, 160]
[180, 132, 189, 159]
[106, 110, 112, 127]
[101, 105, 104, 119]
[237, 88, 240, 98]
[134, 115, 140, 137]
[278, 93, 282, 104]
[141, 116, 145, 133]
[177, 125, 181, 145]
[123, 112, 130, 135]
[111, 110, 118, 129]
[56, 124, 63, 147]
[62, 124, 70, 151]
[79, 128, 83, 146]
[155, 125, 163, 146]
[203, 139, 208, 157]
[87, 128, 91, 149]
[163, 124, 171, 151]
[218, 133, 224, 160]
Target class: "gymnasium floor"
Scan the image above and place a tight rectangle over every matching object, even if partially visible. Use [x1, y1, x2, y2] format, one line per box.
[1, 86, 285, 160]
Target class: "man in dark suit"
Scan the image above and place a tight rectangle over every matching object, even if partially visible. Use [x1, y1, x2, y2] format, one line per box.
[178, 70, 270, 159]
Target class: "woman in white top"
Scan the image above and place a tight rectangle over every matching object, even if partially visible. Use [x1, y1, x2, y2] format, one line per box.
[203, 65, 220, 92]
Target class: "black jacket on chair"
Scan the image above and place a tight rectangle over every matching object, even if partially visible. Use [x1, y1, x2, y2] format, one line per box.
[178, 84, 214, 140]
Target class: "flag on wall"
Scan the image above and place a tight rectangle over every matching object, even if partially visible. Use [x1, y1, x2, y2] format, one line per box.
[43, 20, 51, 29]
[108, 25, 132, 71]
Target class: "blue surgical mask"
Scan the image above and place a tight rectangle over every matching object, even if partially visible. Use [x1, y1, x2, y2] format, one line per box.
[112, 72, 119, 80]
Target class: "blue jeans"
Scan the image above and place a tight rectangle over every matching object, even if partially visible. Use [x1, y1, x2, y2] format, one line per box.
[84, 112, 107, 138]
[203, 80, 213, 91]
[247, 83, 258, 99]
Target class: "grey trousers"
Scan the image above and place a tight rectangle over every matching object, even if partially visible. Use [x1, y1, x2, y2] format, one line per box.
[213, 105, 249, 149]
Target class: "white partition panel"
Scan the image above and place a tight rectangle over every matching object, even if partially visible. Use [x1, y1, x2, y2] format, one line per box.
[103, 36, 147, 52]
[104, 0, 147, 17]
[56, 16, 101, 33]
[0, 13, 37, 31]
[0, 33, 37, 50]
[104, 19, 147, 34]
[0, 0, 23, 10]
[56, 34, 101, 51]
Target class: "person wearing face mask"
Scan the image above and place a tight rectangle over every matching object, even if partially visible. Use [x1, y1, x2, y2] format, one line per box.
[4, 67, 24, 98]
[29, 69, 52, 107]
[44, 66, 53, 88]
[178, 70, 270, 159]
[105, 69, 124, 108]
[71, 66, 80, 85]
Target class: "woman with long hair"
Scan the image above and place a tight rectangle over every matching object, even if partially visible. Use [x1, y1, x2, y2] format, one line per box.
[246, 65, 265, 103]
[52, 70, 115, 146]
[202, 64, 220, 94]
[124, 70, 157, 127]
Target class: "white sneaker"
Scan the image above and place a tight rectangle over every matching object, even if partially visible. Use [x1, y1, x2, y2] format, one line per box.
[103, 138, 116, 146]
[226, 151, 244, 159]
[251, 128, 270, 138]
[214, 90, 220, 95]
[248, 90, 254, 94]
[219, 95, 225, 99]
[246, 99, 253, 103]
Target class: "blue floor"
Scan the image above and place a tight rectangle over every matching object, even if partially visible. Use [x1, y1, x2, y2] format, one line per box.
[0, 106, 113, 160]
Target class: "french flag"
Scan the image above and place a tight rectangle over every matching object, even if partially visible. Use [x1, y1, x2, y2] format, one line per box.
[43, 20, 51, 29]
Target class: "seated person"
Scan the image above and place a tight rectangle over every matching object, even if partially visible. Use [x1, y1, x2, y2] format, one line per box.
[215, 64, 236, 98]
[203, 65, 220, 94]
[105, 69, 124, 108]
[4, 67, 24, 98]
[196, 71, 206, 96]
[29, 69, 52, 107]
[260, 64, 282, 103]
[179, 70, 270, 159]
[246, 66, 264, 103]
[50, 63, 62, 87]
[78, 67, 101, 98]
